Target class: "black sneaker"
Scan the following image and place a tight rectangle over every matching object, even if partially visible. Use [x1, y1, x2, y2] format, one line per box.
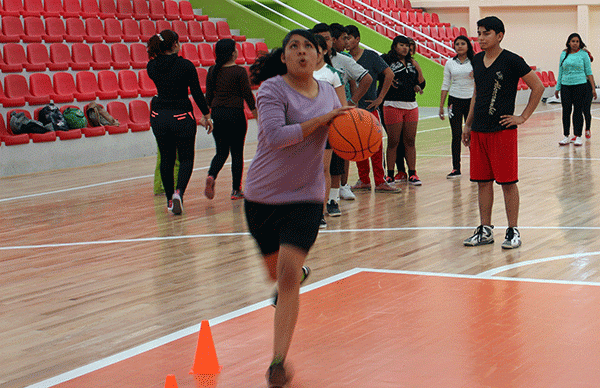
[326, 199, 341, 217]
[272, 266, 310, 307]
[446, 169, 461, 179]
[319, 215, 327, 229]
[463, 225, 494, 246]
[266, 361, 289, 388]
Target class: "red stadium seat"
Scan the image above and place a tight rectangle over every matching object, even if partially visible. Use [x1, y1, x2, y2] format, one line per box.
[202, 21, 218, 42]
[22, 16, 45, 42]
[75, 71, 100, 101]
[65, 17, 85, 42]
[242, 42, 256, 65]
[181, 43, 200, 66]
[97, 70, 119, 99]
[43, 0, 63, 17]
[25, 43, 49, 72]
[71, 42, 92, 70]
[548, 71, 557, 87]
[0, 16, 23, 43]
[103, 18, 123, 43]
[132, 0, 149, 20]
[85, 18, 105, 43]
[7, 74, 51, 105]
[196, 67, 207, 93]
[44, 17, 66, 43]
[198, 42, 215, 66]
[216, 20, 245, 42]
[1, 0, 23, 16]
[22, 0, 42, 16]
[117, 69, 139, 98]
[98, 0, 117, 18]
[187, 20, 204, 42]
[156, 19, 171, 33]
[102, 101, 129, 134]
[164, 0, 179, 20]
[138, 69, 157, 97]
[255, 41, 268, 55]
[91, 43, 112, 70]
[129, 43, 147, 68]
[0, 113, 30, 145]
[122, 18, 141, 42]
[148, 0, 164, 20]
[116, 0, 132, 19]
[49, 43, 72, 70]
[178, 0, 197, 21]
[139, 19, 156, 42]
[30, 73, 69, 104]
[80, 0, 100, 18]
[233, 43, 245, 64]
[62, 0, 82, 17]
[1, 43, 26, 72]
[111, 43, 131, 69]
[53, 72, 77, 102]
[244, 66, 258, 90]
[128, 100, 150, 131]
[172, 20, 189, 42]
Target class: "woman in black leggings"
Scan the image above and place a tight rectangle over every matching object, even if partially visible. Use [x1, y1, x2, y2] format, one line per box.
[147, 30, 212, 214]
[204, 39, 257, 200]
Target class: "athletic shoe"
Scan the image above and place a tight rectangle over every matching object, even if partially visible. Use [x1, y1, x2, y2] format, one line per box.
[204, 175, 215, 199]
[374, 182, 401, 193]
[272, 266, 311, 307]
[573, 136, 583, 146]
[464, 225, 494, 246]
[501, 227, 522, 249]
[385, 176, 394, 184]
[231, 190, 244, 200]
[266, 361, 289, 388]
[319, 215, 327, 229]
[395, 172, 408, 181]
[167, 200, 173, 213]
[570, 136, 577, 143]
[339, 184, 356, 200]
[326, 200, 341, 217]
[172, 190, 183, 215]
[586, 129, 591, 139]
[447, 170, 461, 179]
[558, 136, 571, 146]
[351, 180, 371, 191]
[408, 174, 422, 186]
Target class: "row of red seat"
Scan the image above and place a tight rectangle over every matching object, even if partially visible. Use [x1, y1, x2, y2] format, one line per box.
[345, 8, 450, 29]
[0, 99, 150, 145]
[1, 0, 204, 21]
[326, 0, 416, 13]
[0, 17, 243, 44]
[1, 40, 267, 73]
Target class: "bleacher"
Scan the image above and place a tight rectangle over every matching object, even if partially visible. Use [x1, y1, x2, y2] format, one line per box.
[0, 0, 266, 148]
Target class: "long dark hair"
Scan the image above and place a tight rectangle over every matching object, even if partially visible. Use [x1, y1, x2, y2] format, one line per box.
[147, 30, 179, 60]
[388, 35, 412, 63]
[453, 35, 474, 61]
[314, 34, 332, 67]
[207, 38, 236, 92]
[250, 29, 318, 85]
[561, 33, 586, 66]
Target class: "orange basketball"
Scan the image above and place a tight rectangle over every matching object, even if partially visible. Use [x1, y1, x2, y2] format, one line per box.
[328, 108, 383, 162]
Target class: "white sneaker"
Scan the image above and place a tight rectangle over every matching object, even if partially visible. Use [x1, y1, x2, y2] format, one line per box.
[501, 227, 521, 249]
[339, 184, 356, 200]
[172, 191, 183, 215]
[573, 136, 583, 146]
[558, 136, 571, 146]
[464, 225, 494, 246]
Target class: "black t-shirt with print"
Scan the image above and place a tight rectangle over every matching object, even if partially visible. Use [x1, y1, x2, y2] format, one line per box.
[472, 49, 531, 133]
[380, 53, 419, 102]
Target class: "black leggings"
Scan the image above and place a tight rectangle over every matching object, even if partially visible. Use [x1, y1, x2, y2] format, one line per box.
[583, 82, 593, 132]
[208, 107, 247, 191]
[561, 83, 588, 137]
[448, 96, 471, 171]
[151, 108, 197, 201]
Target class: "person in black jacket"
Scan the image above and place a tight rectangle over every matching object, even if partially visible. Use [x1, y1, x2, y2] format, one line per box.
[147, 30, 213, 215]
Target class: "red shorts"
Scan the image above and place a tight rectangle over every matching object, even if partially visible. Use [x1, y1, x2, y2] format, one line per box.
[470, 129, 518, 184]
[383, 106, 419, 125]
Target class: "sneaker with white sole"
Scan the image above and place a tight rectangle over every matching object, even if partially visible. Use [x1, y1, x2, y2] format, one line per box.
[570, 136, 577, 143]
[585, 129, 591, 139]
[374, 182, 401, 193]
[408, 174, 422, 186]
[573, 136, 583, 146]
[172, 190, 183, 215]
[501, 227, 521, 249]
[339, 184, 356, 200]
[558, 136, 570, 146]
[326, 200, 341, 217]
[319, 215, 327, 229]
[464, 225, 494, 246]
[351, 180, 371, 191]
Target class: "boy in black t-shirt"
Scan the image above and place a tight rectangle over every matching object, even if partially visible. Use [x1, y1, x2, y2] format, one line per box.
[462, 16, 544, 249]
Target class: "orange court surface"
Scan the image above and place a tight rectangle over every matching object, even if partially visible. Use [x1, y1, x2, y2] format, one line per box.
[3, 103, 600, 388]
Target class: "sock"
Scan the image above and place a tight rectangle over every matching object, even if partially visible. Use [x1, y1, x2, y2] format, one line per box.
[409, 170, 416, 177]
[329, 188, 339, 202]
[387, 170, 395, 179]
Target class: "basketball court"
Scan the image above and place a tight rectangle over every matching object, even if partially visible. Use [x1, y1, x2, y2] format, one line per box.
[3, 104, 600, 388]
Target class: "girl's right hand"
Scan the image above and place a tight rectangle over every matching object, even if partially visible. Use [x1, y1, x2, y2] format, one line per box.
[439, 107, 445, 120]
[326, 106, 355, 123]
[555, 90, 560, 99]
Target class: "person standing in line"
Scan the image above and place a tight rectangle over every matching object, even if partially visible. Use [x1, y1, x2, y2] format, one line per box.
[345, 24, 399, 193]
[147, 30, 213, 215]
[462, 16, 544, 249]
[246, 29, 351, 387]
[556, 33, 597, 146]
[204, 38, 257, 200]
[439, 35, 475, 179]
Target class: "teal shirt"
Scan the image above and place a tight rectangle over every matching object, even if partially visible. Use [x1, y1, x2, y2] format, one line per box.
[556, 49, 593, 91]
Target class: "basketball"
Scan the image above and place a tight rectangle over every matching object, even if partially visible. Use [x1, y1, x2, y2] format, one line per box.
[328, 108, 383, 162]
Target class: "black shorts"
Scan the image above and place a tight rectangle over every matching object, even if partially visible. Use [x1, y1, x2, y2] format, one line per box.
[244, 200, 322, 255]
[330, 150, 345, 176]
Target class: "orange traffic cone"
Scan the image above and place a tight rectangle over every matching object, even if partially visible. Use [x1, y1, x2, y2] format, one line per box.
[164, 374, 178, 388]
[189, 320, 222, 375]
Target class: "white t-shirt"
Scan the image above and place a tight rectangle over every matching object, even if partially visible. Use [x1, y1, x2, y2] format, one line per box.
[330, 51, 368, 86]
[441, 57, 475, 99]
[313, 64, 343, 88]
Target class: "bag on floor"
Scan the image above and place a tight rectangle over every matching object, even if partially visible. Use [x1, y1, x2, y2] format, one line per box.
[9, 111, 49, 135]
[63, 107, 88, 129]
[38, 103, 70, 132]
[86, 102, 120, 127]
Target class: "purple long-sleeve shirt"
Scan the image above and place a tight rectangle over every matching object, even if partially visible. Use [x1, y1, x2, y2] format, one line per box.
[244, 75, 341, 205]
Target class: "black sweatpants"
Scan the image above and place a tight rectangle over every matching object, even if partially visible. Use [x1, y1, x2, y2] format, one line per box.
[448, 96, 471, 171]
[208, 107, 247, 191]
[561, 83, 588, 137]
[151, 108, 197, 201]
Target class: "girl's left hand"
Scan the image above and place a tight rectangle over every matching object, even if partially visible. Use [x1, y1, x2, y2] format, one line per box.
[414, 85, 423, 94]
[594, 90, 598, 100]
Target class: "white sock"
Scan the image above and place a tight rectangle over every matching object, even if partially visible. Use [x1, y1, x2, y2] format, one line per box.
[329, 188, 339, 202]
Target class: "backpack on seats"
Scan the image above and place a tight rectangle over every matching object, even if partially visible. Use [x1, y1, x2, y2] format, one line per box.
[38, 103, 70, 132]
[63, 107, 88, 129]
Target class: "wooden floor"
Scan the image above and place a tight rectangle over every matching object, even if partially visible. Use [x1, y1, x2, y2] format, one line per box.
[3, 103, 600, 388]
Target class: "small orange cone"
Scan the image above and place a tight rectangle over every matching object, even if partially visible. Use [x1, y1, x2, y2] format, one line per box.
[189, 320, 222, 375]
[164, 374, 178, 388]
